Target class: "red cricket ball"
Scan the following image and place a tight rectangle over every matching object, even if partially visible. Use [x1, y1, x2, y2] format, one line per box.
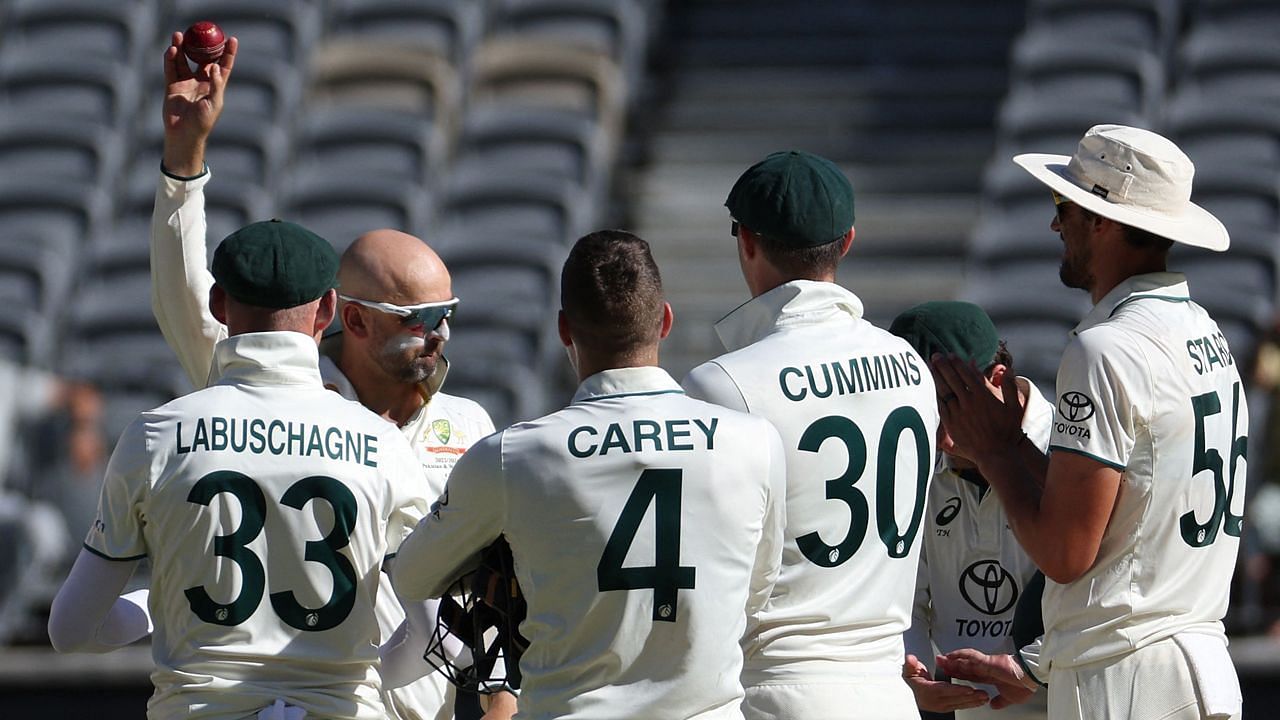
[184, 21, 226, 65]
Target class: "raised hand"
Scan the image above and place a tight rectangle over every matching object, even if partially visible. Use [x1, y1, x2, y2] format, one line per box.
[162, 30, 238, 177]
[931, 353, 1025, 466]
[902, 653, 990, 713]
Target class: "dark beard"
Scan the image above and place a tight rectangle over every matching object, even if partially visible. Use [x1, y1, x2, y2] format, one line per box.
[1059, 254, 1091, 290]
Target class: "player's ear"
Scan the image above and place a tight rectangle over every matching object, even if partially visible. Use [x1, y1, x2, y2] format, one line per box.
[989, 363, 1009, 388]
[313, 289, 337, 336]
[838, 227, 854, 257]
[209, 283, 228, 325]
[738, 225, 758, 259]
[342, 300, 370, 338]
[659, 302, 674, 340]
[557, 309, 572, 347]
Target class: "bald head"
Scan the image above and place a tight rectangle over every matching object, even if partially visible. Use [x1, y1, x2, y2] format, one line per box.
[338, 229, 451, 303]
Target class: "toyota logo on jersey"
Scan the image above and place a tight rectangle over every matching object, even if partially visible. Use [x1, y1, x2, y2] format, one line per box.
[1058, 391, 1096, 422]
[959, 560, 1019, 616]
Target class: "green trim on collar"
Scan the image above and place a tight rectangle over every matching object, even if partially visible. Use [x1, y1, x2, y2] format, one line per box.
[1109, 294, 1192, 318]
[1048, 445, 1126, 470]
[578, 389, 685, 403]
[82, 543, 147, 562]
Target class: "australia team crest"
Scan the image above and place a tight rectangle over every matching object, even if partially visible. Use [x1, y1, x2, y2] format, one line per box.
[431, 418, 452, 445]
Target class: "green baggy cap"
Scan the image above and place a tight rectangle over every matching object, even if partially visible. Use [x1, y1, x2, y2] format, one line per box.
[889, 301, 1000, 369]
[725, 150, 855, 247]
[212, 219, 339, 309]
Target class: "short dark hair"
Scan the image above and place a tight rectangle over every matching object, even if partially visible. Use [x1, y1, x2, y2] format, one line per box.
[987, 340, 1013, 375]
[751, 228, 845, 279]
[1121, 224, 1175, 252]
[560, 230, 665, 356]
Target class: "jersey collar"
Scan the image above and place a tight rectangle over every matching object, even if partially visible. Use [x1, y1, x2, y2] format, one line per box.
[571, 366, 685, 403]
[713, 280, 866, 352]
[210, 331, 324, 387]
[1072, 271, 1190, 336]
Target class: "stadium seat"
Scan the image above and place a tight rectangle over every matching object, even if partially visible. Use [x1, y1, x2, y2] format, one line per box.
[0, 115, 125, 188]
[1188, 0, 1280, 40]
[0, 311, 55, 366]
[960, 259, 1093, 327]
[210, 54, 304, 124]
[0, 47, 139, 127]
[1163, 91, 1280, 170]
[1024, 0, 1180, 58]
[170, 0, 322, 65]
[0, 495, 69, 645]
[438, 167, 594, 245]
[1177, 28, 1280, 104]
[968, 206, 1063, 265]
[278, 172, 434, 252]
[486, 0, 651, 98]
[0, 178, 112, 243]
[132, 109, 289, 191]
[59, 274, 191, 406]
[326, 0, 484, 66]
[440, 353, 550, 425]
[291, 106, 447, 188]
[0, 230, 76, 318]
[306, 38, 462, 140]
[994, 91, 1148, 156]
[443, 241, 565, 367]
[1009, 32, 1165, 117]
[1189, 162, 1280, 237]
[469, 37, 626, 139]
[5, 0, 156, 73]
[1182, 254, 1276, 322]
[454, 105, 614, 196]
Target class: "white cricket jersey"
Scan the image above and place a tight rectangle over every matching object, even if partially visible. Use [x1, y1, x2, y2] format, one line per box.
[683, 280, 939, 683]
[1042, 272, 1246, 670]
[85, 332, 427, 720]
[393, 366, 788, 720]
[906, 377, 1052, 720]
[151, 170, 495, 720]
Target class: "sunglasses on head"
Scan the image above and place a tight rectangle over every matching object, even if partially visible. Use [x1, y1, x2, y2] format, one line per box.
[338, 294, 459, 330]
[730, 220, 739, 238]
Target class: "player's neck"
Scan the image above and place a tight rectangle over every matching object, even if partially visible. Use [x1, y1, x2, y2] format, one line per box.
[573, 348, 661, 383]
[1088, 246, 1168, 304]
[341, 359, 425, 427]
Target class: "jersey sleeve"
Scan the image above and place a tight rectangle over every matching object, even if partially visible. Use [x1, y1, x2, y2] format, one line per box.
[84, 418, 152, 561]
[682, 361, 749, 413]
[904, 539, 934, 670]
[746, 421, 787, 626]
[150, 169, 226, 388]
[391, 432, 507, 602]
[48, 551, 147, 653]
[1050, 329, 1144, 470]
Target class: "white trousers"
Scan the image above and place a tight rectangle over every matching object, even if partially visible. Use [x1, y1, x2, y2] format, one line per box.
[742, 675, 918, 720]
[1047, 637, 1242, 720]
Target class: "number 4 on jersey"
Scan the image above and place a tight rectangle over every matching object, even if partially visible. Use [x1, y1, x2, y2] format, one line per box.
[597, 468, 696, 622]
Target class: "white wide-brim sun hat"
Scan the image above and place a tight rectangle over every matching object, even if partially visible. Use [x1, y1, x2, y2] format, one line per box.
[1013, 124, 1230, 252]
